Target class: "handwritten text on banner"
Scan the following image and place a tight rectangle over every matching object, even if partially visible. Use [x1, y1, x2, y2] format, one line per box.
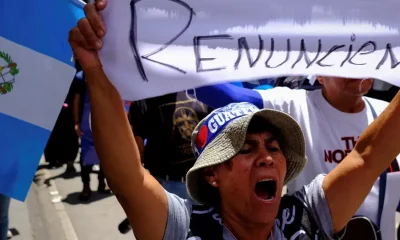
[99, 0, 400, 101]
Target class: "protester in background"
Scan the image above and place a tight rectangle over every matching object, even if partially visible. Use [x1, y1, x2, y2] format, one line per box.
[117, 92, 212, 233]
[71, 67, 110, 201]
[44, 72, 79, 172]
[0, 194, 11, 239]
[129, 91, 213, 199]
[71, 64, 131, 201]
[193, 77, 400, 239]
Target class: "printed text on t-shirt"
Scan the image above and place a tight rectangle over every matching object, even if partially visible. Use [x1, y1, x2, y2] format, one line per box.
[324, 136, 359, 164]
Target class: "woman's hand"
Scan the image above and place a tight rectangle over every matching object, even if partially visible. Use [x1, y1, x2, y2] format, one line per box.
[68, 0, 107, 70]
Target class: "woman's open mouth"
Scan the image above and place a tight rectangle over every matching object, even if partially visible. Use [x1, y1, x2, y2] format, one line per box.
[254, 179, 277, 202]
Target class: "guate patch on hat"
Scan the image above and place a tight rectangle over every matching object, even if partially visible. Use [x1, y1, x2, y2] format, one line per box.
[193, 102, 259, 158]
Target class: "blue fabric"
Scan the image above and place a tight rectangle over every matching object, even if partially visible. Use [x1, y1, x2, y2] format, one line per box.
[196, 83, 264, 109]
[242, 78, 275, 89]
[76, 69, 99, 165]
[0, 194, 10, 240]
[0, 0, 84, 66]
[254, 84, 274, 90]
[229, 82, 244, 87]
[80, 89, 100, 166]
[0, 113, 51, 200]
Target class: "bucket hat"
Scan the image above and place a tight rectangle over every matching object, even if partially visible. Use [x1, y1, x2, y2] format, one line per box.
[186, 102, 307, 204]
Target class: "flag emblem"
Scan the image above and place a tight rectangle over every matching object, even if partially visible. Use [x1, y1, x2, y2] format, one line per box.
[0, 51, 19, 95]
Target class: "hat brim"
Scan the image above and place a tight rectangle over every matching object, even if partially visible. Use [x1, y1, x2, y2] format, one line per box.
[186, 109, 307, 205]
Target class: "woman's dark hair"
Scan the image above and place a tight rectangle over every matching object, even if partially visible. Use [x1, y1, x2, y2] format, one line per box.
[198, 174, 221, 207]
[246, 116, 286, 154]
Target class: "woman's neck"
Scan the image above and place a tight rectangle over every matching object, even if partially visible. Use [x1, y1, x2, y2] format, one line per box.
[321, 89, 365, 113]
[221, 210, 274, 240]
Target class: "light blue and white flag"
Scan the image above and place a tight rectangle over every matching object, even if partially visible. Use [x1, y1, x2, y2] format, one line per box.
[0, 0, 85, 201]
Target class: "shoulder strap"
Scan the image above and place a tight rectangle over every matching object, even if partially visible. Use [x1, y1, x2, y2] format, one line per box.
[365, 98, 386, 228]
[188, 205, 223, 240]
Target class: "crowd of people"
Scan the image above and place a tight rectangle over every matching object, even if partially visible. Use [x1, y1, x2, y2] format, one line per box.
[1, 0, 400, 239]
[67, 1, 400, 239]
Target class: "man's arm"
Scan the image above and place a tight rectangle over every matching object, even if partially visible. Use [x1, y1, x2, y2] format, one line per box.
[323, 90, 400, 232]
[85, 67, 168, 240]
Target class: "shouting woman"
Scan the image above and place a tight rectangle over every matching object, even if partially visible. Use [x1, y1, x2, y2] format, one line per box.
[68, 1, 400, 239]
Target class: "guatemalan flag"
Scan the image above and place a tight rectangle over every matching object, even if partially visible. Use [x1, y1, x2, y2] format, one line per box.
[0, 0, 85, 200]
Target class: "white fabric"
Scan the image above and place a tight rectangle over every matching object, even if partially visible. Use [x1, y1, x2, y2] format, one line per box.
[100, 0, 400, 101]
[256, 87, 400, 240]
[0, 37, 75, 130]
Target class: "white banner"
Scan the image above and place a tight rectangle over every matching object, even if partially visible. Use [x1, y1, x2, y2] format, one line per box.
[99, 0, 400, 101]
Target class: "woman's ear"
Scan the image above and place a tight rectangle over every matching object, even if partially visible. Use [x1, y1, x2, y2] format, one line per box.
[203, 167, 219, 187]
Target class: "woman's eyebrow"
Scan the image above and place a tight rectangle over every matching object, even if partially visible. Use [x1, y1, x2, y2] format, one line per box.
[244, 135, 278, 145]
[265, 136, 279, 144]
[243, 139, 259, 145]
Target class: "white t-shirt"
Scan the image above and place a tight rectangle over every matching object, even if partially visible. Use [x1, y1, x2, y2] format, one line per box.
[256, 87, 400, 240]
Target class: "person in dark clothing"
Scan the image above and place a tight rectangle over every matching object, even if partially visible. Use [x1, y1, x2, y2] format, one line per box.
[118, 92, 212, 234]
[71, 67, 110, 201]
[129, 92, 213, 196]
[44, 68, 79, 172]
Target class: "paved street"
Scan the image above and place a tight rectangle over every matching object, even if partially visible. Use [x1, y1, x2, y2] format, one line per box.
[7, 156, 400, 240]
[9, 156, 136, 240]
[44, 162, 135, 240]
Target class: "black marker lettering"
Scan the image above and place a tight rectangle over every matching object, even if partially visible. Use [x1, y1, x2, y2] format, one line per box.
[129, 0, 195, 82]
[340, 45, 353, 67]
[265, 39, 291, 68]
[348, 41, 376, 65]
[193, 35, 233, 72]
[376, 43, 400, 69]
[234, 35, 263, 69]
[316, 45, 345, 67]
[351, 34, 356, 42]
[291, 39, 322, 69]
[340, 35, 355, 67]
[129, 0, 147, 81]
